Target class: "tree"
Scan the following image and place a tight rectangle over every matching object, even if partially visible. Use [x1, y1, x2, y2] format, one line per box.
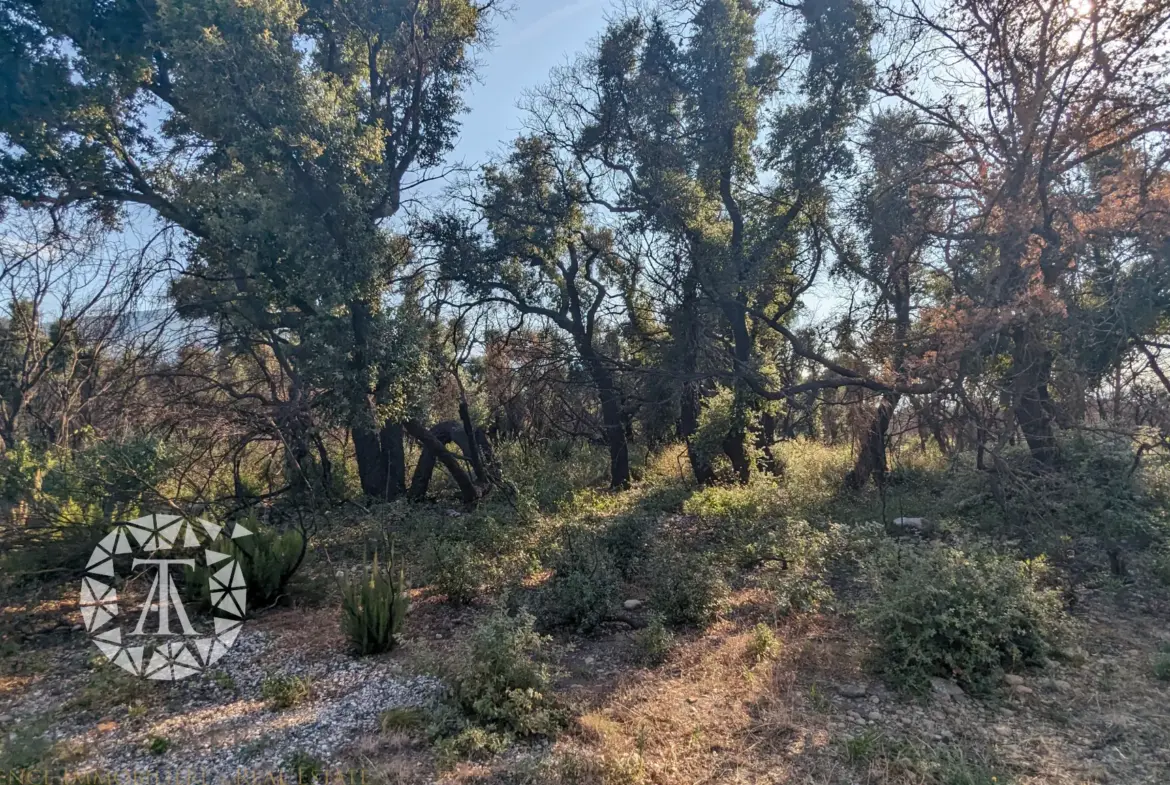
[532, 0, 877, 482]
[879, 0, 1170, 464]
[0, 0, 492, 499]
[431, 137, 634, 489]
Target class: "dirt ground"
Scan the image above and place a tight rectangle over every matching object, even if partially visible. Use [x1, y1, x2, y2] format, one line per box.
[3, 563, 1169, 785]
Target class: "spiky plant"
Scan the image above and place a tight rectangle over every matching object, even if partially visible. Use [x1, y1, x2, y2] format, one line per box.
[340, 550, 409, 655]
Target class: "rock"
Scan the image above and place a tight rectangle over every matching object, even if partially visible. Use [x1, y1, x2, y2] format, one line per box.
[838, 683, 868, 699]
[930, 677, 965, 699]
[994, 725, 1012, 737]
[1004, 674, 1025, 687]
[866, 711, 883, 722]
[623, 599, 644, 611]
[1011, 684, 1033, 696]
[0, 714, 12, 724]
[892, 517, 928, 530]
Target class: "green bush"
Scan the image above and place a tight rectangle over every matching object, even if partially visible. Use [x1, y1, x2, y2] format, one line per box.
[538, 534, 620, 634]
[261, 673, 312, 709]
[859, 541, 1066, 694]
[423, 538, 484, 605]
[446, 609, 563, 738]
[647, 549, 728, 628]
[632, 616, 674, 667]
[189, 518, 306, 610]
[340, 551, 409, 655]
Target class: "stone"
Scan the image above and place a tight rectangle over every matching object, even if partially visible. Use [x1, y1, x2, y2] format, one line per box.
[838, 683, 867, 699]
[1004, 674, 1025, 687]
[623, 599, 644, 611]
[1011, 684, 1033, 696]
[866, 711, 882, 722]
[930, 677, 965, 699]
[994, 725, 1012, 737]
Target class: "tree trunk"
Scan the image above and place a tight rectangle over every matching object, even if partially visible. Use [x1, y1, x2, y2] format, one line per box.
[1010, 329, 1058, 465]
[845, 393, 899, 489]
[403, 420, 478, 504]
[458, 400, 487, 484]
[677, 272, 714, 484]
[581, 350, 630, 490]
[720, 303, 754, 484]
[353, 422, 406, 500]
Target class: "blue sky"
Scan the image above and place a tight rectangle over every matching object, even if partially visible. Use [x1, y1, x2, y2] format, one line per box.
[448, 0, 614, 167]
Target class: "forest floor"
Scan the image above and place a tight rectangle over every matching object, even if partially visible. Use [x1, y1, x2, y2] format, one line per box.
[3, 443, 1170, 785]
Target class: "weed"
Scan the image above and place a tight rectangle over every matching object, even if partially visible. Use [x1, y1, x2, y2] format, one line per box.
[261, 673, 312, 710]
[379, 706, 427, 733]
[842, 728, 885, 766]
[285, 751, 326, 783]
[210, 670, 236, 691]
[147, 736, 170, 756]
[746, 623, 781, 663]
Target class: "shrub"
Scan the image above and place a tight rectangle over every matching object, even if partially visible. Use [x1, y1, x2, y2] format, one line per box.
[189, 518, 306, 610]
[538, 534, 620, 634]
[423, 538, 484, 605]
[261, 673, 312, 709]
[647, 549, 728, 628]
[859, 541, 1066, 694]
[601, 514, 653, 577]
[1152, 547, 1170, 586]
[446, 609, 563, 738]
[285, 751, 326, 783]
[1154, 652, 1170, 681]
[147, 736, 170, 756]
[747, 623, 781, 663]
[340, 551, 409, 655]
[768, 570, 835, 617]
[632, 615, 674, 667]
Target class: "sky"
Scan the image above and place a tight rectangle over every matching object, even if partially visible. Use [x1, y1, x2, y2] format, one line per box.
[447, 0, 615, 168]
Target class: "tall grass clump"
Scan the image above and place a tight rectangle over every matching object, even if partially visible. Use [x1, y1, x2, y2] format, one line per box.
[340, 551, 409, 655]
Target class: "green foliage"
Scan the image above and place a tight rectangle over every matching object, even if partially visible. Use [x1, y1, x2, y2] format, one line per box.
[746, 623, 781, 663]
[691, 387, 756, 482]
[1153, 653, 1170, 681]
[285, 751, 326, 783]
[538, 533, 621, 633]
[423, 538, 486, 605]
[189, 519, 306, 610]
[646, 549, 728, 628]
[261, 674, 313, 710]
[339, 551, 409, 656]
[632, 616, 675, 667]
[379, 706, 428, 734]
[147, 736, 170, 756]
[859, 541, 1066, 694]
[1151, 547, 1170, 586]
[445, 609, 564, 738]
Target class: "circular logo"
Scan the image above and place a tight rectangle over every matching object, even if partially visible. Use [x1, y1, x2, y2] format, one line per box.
[79, 513, 252, 681]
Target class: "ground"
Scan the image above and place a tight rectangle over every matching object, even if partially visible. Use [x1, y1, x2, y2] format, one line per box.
[3, 442, 1170, 785]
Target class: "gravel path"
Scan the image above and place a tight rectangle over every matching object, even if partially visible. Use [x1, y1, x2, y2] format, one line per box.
[5, 623, 443, 782]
